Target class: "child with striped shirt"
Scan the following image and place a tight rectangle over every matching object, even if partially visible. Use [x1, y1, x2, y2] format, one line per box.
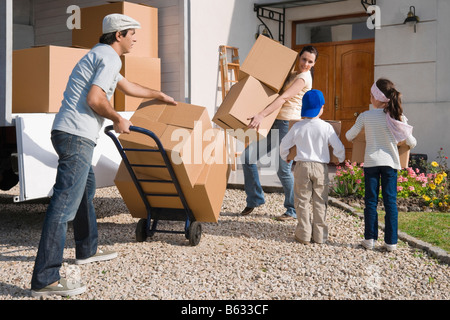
[345, 78, 417, 251]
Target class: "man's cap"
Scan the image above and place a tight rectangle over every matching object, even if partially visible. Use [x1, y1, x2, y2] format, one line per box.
[301, 89, 325, 118]
[102, 14, 141, 34]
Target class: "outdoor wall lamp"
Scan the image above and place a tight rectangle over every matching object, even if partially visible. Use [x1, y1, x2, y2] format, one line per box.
[404, 6, 419, 33]
[255, 23, 270, 40]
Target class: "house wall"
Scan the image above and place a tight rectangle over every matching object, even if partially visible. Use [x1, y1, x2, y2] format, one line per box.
[375, 0, 450, 162]
[188, 0, 259, 119]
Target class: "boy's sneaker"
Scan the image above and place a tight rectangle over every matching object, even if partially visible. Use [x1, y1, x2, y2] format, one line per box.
[294, 235, 310, 245]
[75, 249, 118, 265]
[361, 239, 374, 250]
[276, 214, 295, 221]
[384, 243, 397, 252]
[31, 278, 86, 298]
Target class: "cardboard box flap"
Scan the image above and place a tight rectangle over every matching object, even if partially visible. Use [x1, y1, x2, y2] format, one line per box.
[134, 99, 167, 120]
[158, 103, 210, 129]
[118, 118, 167, 149]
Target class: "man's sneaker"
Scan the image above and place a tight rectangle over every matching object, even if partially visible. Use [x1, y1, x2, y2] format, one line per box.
[361, 239, 374, 250]
[384, 243, 397, 252]
[31, 278, 86, 298]
[75, 249, 118, 265]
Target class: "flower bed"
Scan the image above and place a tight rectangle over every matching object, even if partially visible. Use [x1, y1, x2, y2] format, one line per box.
[330, 148, 449, 212]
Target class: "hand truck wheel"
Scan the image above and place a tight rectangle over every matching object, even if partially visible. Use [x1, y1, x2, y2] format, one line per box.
[187, 221, 202, 246]
[136, 219, 148, 242]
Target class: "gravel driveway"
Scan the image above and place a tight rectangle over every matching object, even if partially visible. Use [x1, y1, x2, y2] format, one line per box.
[0, 186, 449, 301]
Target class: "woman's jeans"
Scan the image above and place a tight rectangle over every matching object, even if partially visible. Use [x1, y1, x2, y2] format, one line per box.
[242, 119, 296, 217]
[364, 166, 398, 245]
[31, 131, 98, 290]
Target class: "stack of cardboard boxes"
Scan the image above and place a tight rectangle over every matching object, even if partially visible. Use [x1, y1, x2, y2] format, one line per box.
[72, 1, 160, 111]
[213, 35, 298, 142]
[12, 1, 159, 113]
[114, 100, 231, 222]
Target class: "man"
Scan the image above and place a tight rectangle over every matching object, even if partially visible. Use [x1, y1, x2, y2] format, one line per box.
[31, 14, 176, 297]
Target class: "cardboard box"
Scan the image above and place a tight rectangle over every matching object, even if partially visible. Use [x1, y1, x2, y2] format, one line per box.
[350, 130, 366, 164]
[72, 1, 158, 58]
[114, 56, 161, 111]
[212, 76, 279, 143]
[118, 100, 213, 187]
[114, 129, 230, 222]
[350, 130, 410, 168]
[287, 120, 342, 163]
[12, 46, 89, 113]
[240, 35, 298, 92]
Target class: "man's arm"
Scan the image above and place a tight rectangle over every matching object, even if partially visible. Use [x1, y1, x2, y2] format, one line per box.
[116, 78, 177, 105]
[86, 84, 132, 133]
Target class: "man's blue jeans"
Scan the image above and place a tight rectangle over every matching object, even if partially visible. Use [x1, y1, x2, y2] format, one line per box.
[242, 119, 296, 217]
[364, 166, 398, 245]
[31, 131, 98, 290]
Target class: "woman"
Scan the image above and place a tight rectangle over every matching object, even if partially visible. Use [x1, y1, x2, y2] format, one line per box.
[241, 45, 318, 221]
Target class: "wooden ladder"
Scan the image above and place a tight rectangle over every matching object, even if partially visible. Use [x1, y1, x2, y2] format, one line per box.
[219, 45, 242, 171]
[219, 45, 240, 100]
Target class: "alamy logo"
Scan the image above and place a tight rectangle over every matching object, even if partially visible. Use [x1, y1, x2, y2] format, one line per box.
[366, 5, 381, 30]
[66, 5, 81, 30]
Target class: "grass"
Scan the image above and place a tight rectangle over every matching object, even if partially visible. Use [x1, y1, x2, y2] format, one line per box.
[378, 211, 450, 253]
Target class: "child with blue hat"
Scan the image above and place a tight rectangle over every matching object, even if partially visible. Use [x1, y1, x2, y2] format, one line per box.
[280, 89, 345, 244]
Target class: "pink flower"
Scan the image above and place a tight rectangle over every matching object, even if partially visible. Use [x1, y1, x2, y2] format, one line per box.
[356, 179, 362, 184]
[408, 186, 415, 191]
[397, 186, 403, 192]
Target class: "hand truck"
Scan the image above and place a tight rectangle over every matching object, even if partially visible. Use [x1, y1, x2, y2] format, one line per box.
[104, 125, 202, 246]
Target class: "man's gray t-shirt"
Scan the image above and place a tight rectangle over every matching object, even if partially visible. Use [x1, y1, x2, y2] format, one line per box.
[52, 43, 123, 143]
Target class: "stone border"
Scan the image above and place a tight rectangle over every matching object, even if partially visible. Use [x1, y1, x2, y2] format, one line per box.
[328, 196, 450, 265]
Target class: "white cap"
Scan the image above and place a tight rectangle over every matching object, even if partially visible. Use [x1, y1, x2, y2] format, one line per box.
[102, 14, 141, 34]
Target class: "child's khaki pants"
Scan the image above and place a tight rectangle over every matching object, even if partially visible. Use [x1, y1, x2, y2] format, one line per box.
[293, 161, 329, 243]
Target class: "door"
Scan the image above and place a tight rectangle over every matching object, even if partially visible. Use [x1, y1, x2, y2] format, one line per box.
[294, 40, 374, 161]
